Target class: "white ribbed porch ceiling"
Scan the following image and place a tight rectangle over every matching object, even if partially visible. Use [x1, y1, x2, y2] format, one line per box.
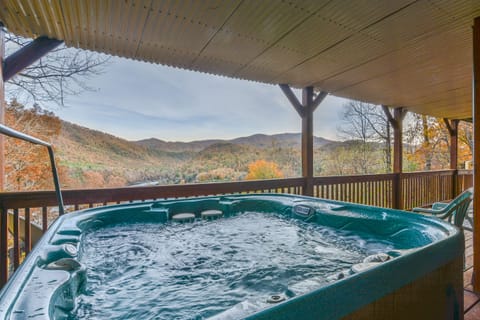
[1, 0, 479, 119]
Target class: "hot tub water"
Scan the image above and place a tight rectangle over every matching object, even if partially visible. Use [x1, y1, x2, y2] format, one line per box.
[71, 212, 395, 319]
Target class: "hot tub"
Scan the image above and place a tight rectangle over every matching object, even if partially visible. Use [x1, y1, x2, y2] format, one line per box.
[0, 194, 464, 319]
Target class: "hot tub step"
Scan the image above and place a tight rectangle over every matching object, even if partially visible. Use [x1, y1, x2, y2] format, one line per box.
[172, 213, 195, 222]
[201, 210, 223, 220]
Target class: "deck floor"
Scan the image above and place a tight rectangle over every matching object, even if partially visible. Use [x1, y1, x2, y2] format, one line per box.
[464, 229, 480, 319]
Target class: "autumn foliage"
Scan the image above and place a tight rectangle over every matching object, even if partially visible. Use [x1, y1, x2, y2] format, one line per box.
[5, 100, 61, 191]
[2, 100, 473, 193]
[245, 160, 284, 180]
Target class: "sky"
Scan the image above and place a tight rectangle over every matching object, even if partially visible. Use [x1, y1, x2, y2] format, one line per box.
[43, 57, 348, 142]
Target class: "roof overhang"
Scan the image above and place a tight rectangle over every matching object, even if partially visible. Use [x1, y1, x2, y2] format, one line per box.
[1, 1, 480, 120]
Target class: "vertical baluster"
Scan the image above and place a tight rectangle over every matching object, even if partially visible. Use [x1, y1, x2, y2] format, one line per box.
[0, 207, 8, 287]
[365, 181, 372, 205]
[352, 183, 356, 203]
[384, 180, 388, 207]
[413, 176, 416, 209]
[371, 181, 375, 206]
[364, 182, 367, 205]
[368, 181, 373, 205]
[423, 176, 427, 206]
[382, 180, 385, 207]
[420, 176, 423, 206]
[370, 181, 373, 206]
[42, 207, 48, 233]
[409, 177, 413, 209]
[386, 179, 389, 207]
[349, 182, 352, 203]
[25, 208, 31, 255]
[410, 176, 414, 209]
[13, 209, 19, 270]
[356, 182, 360, 204]
[360, 182, 363, 204]
[390, 179, 393, 208]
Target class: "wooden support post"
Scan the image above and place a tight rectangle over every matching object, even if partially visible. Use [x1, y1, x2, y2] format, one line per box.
[0, 24, 5, 289]
[444, 118, 459, 197]
[383, 106, 407, 209]
[0, 27, 4, 190]
[444, 119, 459, 170]
[302, 87, 314, 196]
[279, 84, 327, 196]
[472, 16, 480, 293]
[393, 107, 407, 174]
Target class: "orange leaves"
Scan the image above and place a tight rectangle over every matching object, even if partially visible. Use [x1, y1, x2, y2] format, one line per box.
[245, 160, 284, 180]
[4, 101, 62, 191]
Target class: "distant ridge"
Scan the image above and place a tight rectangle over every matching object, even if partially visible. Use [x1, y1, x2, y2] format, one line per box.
[136, 138, 223, 153]
[135, 133, 334, 152]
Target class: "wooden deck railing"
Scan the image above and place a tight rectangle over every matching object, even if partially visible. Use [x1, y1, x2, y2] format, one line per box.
[312, 173, 395, 208]
[0, 170, 473, 287]
[401, 170, 457, 210]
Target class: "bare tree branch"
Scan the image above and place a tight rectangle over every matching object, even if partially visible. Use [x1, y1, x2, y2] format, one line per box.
[338, 101, 392, 172]
[4, 32, 110, 106]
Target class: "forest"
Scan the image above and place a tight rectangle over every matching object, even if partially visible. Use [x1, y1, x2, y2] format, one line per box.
[3, 100, 473, 192]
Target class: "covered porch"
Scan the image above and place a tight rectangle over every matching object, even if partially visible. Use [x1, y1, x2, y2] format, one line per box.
[1, 1, 480, 318]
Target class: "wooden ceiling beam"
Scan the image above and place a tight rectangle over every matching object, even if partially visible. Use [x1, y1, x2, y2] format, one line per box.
[311, 91, 328, 112]
[3, 36, 62, 82]
[279, 84, 304, 117]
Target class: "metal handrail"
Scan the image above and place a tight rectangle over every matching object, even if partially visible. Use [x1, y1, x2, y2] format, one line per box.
[0, 124, 64, 215]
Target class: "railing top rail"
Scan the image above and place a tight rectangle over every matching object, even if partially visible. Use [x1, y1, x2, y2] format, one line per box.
[400, 169, 456, 177]
[313, 173, 396, 184]
[0, 178, 305, 209]
[0, 169, 471, 210]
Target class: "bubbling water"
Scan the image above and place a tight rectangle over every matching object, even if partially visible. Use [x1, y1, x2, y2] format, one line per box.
[71, 212, 395, 319]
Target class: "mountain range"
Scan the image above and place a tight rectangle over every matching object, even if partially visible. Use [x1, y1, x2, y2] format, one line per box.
[50, 119, 347, 188]
[135, 133, 334, 153]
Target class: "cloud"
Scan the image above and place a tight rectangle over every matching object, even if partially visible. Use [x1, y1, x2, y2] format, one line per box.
[54, 57, 346, 142]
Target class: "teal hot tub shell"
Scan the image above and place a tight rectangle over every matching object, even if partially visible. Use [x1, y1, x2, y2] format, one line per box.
[0, 194, 464, 319]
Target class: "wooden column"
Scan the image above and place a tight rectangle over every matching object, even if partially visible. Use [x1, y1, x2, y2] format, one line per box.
[445, 119, 459, 171]
[0, 27, 4, 190]
[472, 16, 480, 292]
[302, 87, 315, 196]
[444, 119, 459, 197]
[0, 27, 6, 287]
[392, 107, 407, 173]
[279, 84, 327, 196]
[383, 106, 407, 209]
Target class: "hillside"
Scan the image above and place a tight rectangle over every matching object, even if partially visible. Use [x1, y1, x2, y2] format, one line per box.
[55, 124, 338, 187]
[4, 103, 390, 191]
